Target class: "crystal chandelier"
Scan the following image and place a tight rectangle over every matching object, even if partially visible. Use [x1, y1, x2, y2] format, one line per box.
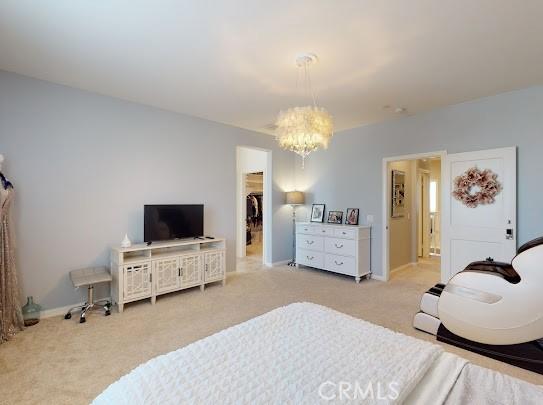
[275, 53, 334, 168]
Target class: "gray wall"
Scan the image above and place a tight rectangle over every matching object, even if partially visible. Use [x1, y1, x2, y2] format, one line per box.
[0, 71, 295, 310]
[295, 86, 543, 278]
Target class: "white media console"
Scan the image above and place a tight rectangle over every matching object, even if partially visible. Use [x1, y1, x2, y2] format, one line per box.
[110, 238, 226, 312]
[296, 222, 371, 282]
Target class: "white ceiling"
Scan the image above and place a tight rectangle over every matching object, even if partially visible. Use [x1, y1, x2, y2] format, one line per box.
[1, 1, 543, 134]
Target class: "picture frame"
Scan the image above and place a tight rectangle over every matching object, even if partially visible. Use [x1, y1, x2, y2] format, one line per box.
[391, 170, 406, 218]
[310, 204, 326, 222]
[327, 210, 343, 224]
[345, 208, 359, 225]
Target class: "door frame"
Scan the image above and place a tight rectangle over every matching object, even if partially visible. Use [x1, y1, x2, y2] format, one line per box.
[381, 150, 447, 281]
[235, 146, 273, 266]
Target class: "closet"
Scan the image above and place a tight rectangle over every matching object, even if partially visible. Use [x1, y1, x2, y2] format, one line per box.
[245, 172, 263, 258]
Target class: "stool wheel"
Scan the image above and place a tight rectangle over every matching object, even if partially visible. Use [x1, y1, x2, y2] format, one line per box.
[105, 310, 111, 316]
[64, 313, 72, 320]
[79, 317, 86, 324]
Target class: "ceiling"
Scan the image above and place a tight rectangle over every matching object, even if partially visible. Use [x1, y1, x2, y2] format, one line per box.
[1, 1, 543, 135]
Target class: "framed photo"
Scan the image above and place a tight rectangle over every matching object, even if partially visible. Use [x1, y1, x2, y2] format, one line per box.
[345, 208, 359, 225]
[327, 211, 343, 224]
[310, 204, 325, 222]
[391, 170, 406, 218]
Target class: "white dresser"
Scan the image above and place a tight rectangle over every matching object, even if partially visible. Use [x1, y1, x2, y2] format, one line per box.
[295, 222, 371, 282]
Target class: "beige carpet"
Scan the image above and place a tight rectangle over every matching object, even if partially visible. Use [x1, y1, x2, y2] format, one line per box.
[1, 262, 542, 404]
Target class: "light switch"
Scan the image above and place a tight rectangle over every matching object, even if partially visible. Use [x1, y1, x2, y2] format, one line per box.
[366, 214, 374, 224]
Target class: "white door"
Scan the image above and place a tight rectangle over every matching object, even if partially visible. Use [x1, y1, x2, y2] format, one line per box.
[179, 254, 203, 288]
[204, 251, 225, 282]
[441, 147, 516, 282]
[124, 262, 152, 300]
[153, 257, 179, 294]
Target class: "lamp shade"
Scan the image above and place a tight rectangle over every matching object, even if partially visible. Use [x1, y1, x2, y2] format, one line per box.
[285, 191, 305, 205]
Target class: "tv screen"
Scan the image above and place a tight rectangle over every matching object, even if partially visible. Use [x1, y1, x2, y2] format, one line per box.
[144, 205, 204, 242]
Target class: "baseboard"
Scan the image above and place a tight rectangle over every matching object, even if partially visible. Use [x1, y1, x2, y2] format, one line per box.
[390, 262, 416, 274]
[370, 274, 386, 281]
[267, 260, 290, 267]
[40, 296, 111, 319]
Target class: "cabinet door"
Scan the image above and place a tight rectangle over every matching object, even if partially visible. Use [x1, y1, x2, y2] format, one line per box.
[179, 254, 203, 287]
[124, 262, 152, 300]
[204, 251, 225, 282]
[154, 257, 180, 294]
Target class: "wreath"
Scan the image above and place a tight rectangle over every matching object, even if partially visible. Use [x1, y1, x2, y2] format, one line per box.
[452, 167, 502, 208]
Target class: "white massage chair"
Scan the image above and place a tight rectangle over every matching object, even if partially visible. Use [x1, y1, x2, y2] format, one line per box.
[439, 237, 543, 345]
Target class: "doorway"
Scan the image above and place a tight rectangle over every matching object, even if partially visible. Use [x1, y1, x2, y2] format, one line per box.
[416, 158, 441, 259]
[236, 146, 272, 269]
[245, 172, 263, 259]
[382, 151, 446, 282]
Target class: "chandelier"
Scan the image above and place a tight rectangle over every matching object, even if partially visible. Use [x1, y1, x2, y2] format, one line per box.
[275, 53, 334, 168]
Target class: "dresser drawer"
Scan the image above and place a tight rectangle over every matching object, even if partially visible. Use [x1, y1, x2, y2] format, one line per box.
[334, 227, 358, 239]
[325, 237, 356, 256]
[296, 249, 324, 268]
[296, 224, 314, 235]
[325, 254, 357, 276]
[313, 225, 333, 236]
[296, 235, 324, 251]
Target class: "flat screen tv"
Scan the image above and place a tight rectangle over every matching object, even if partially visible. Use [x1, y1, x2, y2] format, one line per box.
[144, 205, 204, 242]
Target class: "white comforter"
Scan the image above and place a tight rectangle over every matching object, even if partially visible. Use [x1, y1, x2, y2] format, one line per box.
[94, 303, 445, 404]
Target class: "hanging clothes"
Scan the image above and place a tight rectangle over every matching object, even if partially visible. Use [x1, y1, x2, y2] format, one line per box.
[0, 174, 24, 343]
[246, 193, 263, 245]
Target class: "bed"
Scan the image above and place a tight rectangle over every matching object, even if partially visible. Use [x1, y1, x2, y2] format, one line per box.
[94, 302, 543, 404]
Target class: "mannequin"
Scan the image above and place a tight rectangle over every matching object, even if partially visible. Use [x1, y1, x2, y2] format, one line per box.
[0, 154, 11, 206]
[0, 154, 24, 342]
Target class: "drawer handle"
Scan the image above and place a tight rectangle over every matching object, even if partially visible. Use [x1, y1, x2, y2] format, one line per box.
[334, 260, 344, 266]
[306, 240, 314, 245]
[322, 230, 326, 233]
[307, 255, 314, 260]
[334, 243, 344, 248]
[342, 231, 347, 235]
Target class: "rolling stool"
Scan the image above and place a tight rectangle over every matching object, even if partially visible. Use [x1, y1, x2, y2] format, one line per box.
[64, 267, 113, 323]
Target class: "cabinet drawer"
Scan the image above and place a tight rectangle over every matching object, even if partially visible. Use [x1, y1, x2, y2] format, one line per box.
[334, 227, 358, 239]
[325, 237, 356, 256]
[296, 235, 324, 251]
[313, 225, 333, 236]
[325, 254, 357, 276]
[296, 249, 324, 269]
[296, 224, 314, 234]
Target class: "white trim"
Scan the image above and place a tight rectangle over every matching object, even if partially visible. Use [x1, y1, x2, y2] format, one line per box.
[40, 296, 111, 319]
[382, 150, 447, 282]
[371, 273, 386, 281]
[268, 260, 290, 267]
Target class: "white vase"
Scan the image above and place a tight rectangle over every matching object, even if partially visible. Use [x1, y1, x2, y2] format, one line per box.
[121, 233, 132, 248]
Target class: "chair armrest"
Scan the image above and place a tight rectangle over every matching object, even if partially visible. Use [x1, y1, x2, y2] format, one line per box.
[461, 261, 520, 284]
